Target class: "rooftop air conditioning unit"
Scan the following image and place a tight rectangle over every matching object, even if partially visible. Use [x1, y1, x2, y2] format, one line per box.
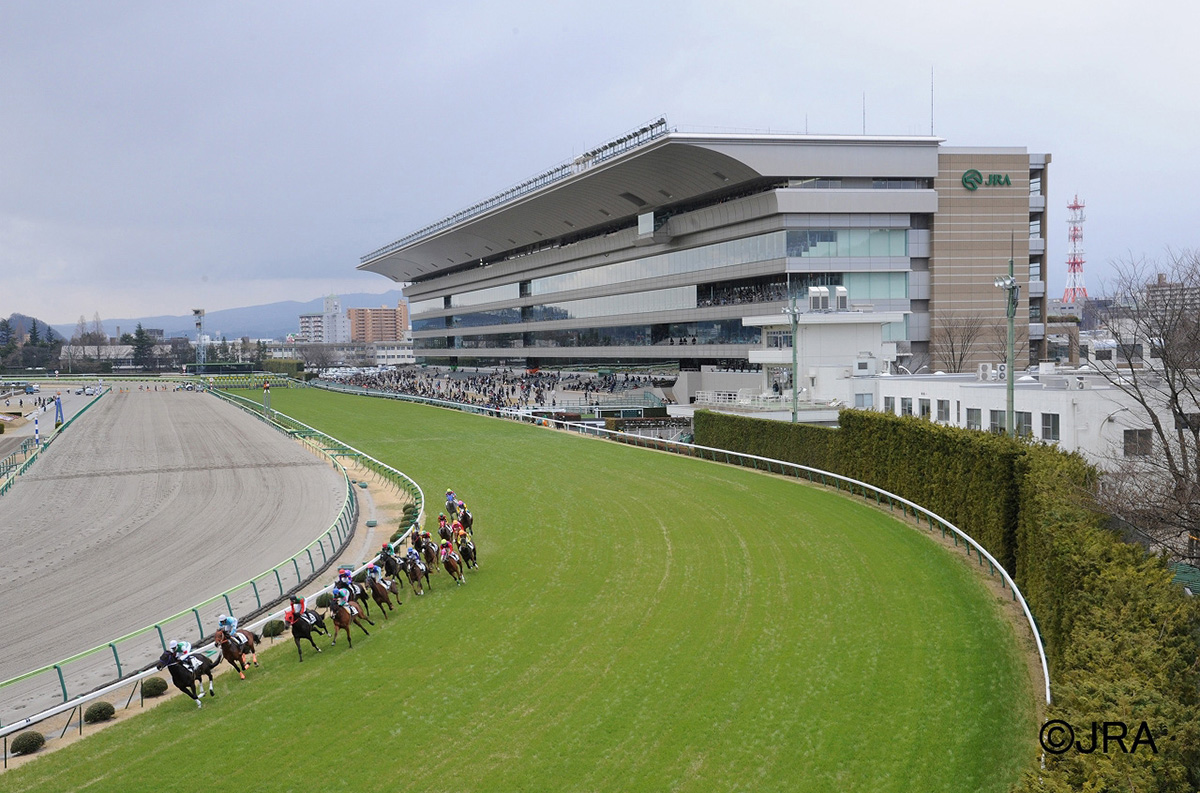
[808, 286, 830, 311]
[996, 363, 1008, 381]
[835, 286, 849, 311]
[977, 363, 992, 381]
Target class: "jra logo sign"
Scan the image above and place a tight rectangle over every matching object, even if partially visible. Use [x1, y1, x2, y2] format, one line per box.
[962, 169, 1011, 191]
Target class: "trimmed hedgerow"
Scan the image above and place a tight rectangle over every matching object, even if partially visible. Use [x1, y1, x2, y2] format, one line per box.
[262, 619, 286, 638]
[694, 408, 1200, 791]
[141, 677, 168, 697]
[10, 730, 45, 755]
[83, 701, 115, 724]
[314, 592, 333, 608]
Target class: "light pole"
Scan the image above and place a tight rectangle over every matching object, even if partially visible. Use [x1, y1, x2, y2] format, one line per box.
[783, 289, 802, 423]
[994, 256, 1020, 438]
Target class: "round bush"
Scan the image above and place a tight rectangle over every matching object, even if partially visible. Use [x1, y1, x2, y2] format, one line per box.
[141, 677, 168, 697]
[83, 701, 115, 724]
[390, 530, 404, 542]
[10, 730, 45, 755]
[314, 592, 332, 608]
[262, 619, 286, 638]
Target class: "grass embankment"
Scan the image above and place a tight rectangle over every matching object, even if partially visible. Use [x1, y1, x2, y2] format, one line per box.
[1, 389, 1034, 792]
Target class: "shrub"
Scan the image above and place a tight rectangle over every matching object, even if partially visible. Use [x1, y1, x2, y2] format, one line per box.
[314, 592, 332, 608]
[261, 619, 286, 638]
[141, 677, 168, 697]
[390, 530, 405, 542]
[83, 701, 115, 723]
[10, 730, 45, 755]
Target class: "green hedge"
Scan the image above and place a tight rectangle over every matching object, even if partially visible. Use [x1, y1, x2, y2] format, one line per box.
[262, 359, 303, 377]
[141, 677, 168, 698]
[694, 409, 1200, 790]
[262, 619, 286, 638]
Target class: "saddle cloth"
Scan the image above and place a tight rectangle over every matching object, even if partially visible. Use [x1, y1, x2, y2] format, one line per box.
[348, 604, 360, 617]
[234, 631, 251, 646]
[184, 655, 204, 673]
[301, 611, 317, 625]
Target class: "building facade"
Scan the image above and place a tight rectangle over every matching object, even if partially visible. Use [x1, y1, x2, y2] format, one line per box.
[360, 126, 1049, 371]
[298, 295, 351, 344]
[348, 302, 410, 343]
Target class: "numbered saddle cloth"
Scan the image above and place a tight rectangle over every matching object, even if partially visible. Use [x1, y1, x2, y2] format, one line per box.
[301, 611, 317, 626]
[234, 631, 251, 647]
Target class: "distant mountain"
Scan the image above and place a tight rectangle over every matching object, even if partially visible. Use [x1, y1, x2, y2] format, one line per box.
[50, 290, 406, 342]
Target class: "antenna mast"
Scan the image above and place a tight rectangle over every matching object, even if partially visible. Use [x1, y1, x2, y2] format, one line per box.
[1062, 196, 1088, 304]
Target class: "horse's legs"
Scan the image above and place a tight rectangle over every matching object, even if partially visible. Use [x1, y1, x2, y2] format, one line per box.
[207, 672, 216, 695]
[295, 635, 304, 662]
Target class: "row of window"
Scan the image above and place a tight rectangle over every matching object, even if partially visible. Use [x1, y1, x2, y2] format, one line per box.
[411, 228, 911, 315]
[412, 271, 910, 334]
[874, 399, 1156, 458]
[413, 320, 761, 350]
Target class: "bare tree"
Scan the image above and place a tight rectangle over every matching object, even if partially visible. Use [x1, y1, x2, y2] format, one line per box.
[932, 311, 986, 373]
[984, 320, 1029, 367]
[298, 343, 334, 374]
[89, 311, 105, 361]
[1093, 251, 1200, 562]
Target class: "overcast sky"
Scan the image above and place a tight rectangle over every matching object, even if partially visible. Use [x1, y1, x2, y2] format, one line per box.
[3, 1, 1197, 325]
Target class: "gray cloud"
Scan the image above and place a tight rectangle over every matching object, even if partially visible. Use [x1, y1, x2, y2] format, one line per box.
[3, 0, 1198, 323]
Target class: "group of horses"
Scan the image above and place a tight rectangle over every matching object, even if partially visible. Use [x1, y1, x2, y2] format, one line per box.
[154, 509, 480, 706]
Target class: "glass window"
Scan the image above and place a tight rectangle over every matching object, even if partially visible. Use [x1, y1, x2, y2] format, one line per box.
[410, 298, 445, 316]
[847, 229, 870, 257]
[1016, 411, 1033, 438]
[989, 410, 1006, 433]
[854, 393, 874, 409]
[967, 408, 982, 430]
[450, 283, 520, 308]
[1124, 429, 1153, 457]
[919, 398, 931, 419]
[884, 396, 895, 414]
[937, 399, 950, 422]
[901, 397, 913, 416]
[531, 232, 787, 296]
[1041, 413, 1060, 441]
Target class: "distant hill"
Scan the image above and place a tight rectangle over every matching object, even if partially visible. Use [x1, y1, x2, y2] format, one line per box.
[5, 313, 63, 343]
[50, 290, 406, 341]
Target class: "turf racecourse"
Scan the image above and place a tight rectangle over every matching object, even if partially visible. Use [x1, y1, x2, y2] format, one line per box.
[1, 389, 1035, 793]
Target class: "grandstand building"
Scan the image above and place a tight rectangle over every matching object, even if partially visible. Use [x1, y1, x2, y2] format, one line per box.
[360, 123, 1049, 371]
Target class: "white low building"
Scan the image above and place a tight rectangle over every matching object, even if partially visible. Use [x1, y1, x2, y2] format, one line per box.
[870, 366, 1150, 468]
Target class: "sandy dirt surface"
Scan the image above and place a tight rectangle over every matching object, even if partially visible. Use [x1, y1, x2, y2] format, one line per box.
[0, 389, 345, 705]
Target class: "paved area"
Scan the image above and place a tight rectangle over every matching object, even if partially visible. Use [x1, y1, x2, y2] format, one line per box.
[0, 389, 345, 687]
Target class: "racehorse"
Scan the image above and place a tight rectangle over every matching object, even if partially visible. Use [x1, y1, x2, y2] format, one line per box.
[459, 509, 474, 535]
[420, 540, 439, 580]
[399, 556, 430, 595]
[290, 609, 329, 662]
[368, 576, 401, 616]
[330, 601, 373, 648]
[442, 551, 466, 585]
[438, 523, 454, 544]
[156, 650, 222, 708]
[457, 535, 478, 569]
[214, 628, 261, 679]
[344, 579, 372, 617]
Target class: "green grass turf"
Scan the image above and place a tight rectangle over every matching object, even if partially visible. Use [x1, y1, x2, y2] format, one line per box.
[1, 389, 1035, 792]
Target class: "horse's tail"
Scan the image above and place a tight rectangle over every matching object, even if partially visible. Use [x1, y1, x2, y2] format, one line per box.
[252, 631, 262, 644]
[210, 651, 223, 669]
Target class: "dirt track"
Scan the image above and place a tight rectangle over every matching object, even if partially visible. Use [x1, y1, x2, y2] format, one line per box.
[0, 389, 345, 685]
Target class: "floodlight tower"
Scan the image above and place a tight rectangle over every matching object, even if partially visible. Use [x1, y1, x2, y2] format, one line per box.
[193, 309, 206, 371]
[1062, 195, 1088, 304]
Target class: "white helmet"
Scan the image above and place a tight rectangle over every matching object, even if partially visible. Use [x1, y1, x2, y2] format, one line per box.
[218, 614, 230, 623]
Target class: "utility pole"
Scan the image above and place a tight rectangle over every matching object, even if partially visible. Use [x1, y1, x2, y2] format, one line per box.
[783, 285, 802, 423]
[994, 245, 1020, 437]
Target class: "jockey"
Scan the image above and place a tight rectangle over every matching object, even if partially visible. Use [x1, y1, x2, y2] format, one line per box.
[283, 595, 309, 625]
[336, 568, 354, 590]
[437, 513, 448, 531]
[217, 614, 240, 649]
[445, 489, 456, 509]
[406, 545, 425, 570]
[168, 639, 192, 662]
[439, 539, 459, 562]
[365, 562, 383, 586]
[380, 541, 395, 559]
[331, 585, 350, 609]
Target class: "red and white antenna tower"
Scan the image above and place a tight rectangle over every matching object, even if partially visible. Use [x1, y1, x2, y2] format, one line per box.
[1062, 195, 1088, 304]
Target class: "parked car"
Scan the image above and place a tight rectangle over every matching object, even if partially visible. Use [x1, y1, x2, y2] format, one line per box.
[74, 387, 83, 395]
[84, 386, 95, 396]
[24, 384, 39, 394]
